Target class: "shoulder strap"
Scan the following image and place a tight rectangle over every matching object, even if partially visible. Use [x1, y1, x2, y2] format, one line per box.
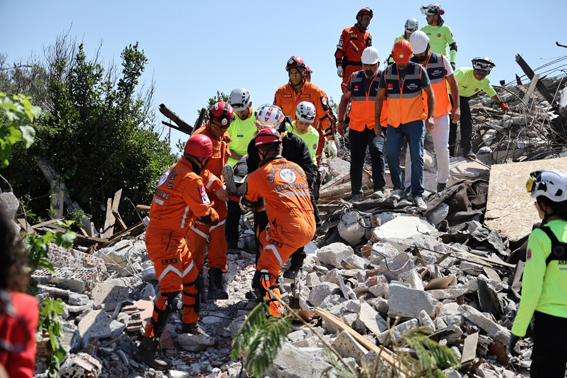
[539, 226, 567, 266]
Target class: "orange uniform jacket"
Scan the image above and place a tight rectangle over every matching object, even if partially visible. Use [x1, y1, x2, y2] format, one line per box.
[149, 158, 221, 234]
[193, 123, 231, 179]
[335, 24, 372, 92]
[274, 81, 334, 142]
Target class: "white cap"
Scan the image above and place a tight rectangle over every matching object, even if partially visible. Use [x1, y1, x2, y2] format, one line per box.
[361, 47, 380, 64]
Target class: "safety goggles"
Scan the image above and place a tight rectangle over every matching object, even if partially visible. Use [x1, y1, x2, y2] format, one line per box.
[526, 171, 542, 193]
[473, 60, 495, 70]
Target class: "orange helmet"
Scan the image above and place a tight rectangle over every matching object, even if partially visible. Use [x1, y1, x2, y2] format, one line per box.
[392, 39, 413, 64]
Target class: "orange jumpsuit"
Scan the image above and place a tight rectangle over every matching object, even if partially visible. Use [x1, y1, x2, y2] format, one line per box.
[335, 24, 372, 93]
[243, 157, 316, 315]
[274, 81, 334, 165]
[145, 158, 221, 335]
[189, 123, 231, 272]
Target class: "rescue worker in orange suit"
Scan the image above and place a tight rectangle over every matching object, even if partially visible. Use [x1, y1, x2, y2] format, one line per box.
[338, 46, 388, 202]
[240, 128, 316, 316]
[335, 8, 373, 93]
[274, 56, 337, 165]
[135, 134, 222, 370]
[189, 102, 233, 300]
[246, 104, 317, 279]
[375, 39, 436, 212]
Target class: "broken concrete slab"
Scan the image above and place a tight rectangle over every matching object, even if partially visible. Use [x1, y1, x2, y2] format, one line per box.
[78, 310, 126, 348]
[264, 343, 334, 378]
[177, 333, 217, 352]
[398, 269, 424, 290]
[388, 282, 439, 319]
[458, 304, 510, 344]
[331, 330, 367, 364]
[418, 310, 435, 332]
[32, 268, 99, 293]
[91, 282, 129, 307]
[377, 318, 420, 343]
[427, 279, 478, 300]
[461, 332, 479, 363]
[316, 243, 354, 268]
[372, 214, 437, 242]
[357, 301, 388, 335]
[308, 282, 340, 307]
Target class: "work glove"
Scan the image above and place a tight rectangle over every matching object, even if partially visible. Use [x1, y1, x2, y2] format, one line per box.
[499, 102, 510, 113]
[451, 62, 456, 70]
[196, 210, 219, 226]
[507, 334, 520, 357]
[337, 66, 344, 78]
[327, 140, 338, 158]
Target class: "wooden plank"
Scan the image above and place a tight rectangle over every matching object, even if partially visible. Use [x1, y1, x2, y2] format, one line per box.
[461, 332, 479, 363]
[112, 210, 128, 231]
[16, 218, 36, 235]
[136, 205, 151, 212]
[522, 74, 539, 104]
[485, 157, 567, 242]
[32, 218, 64, 229]
[515, 54, 554, 104]
[109, 189, 123, 234]
[315, 308, 408, 374]
[102, 198, 113, 238]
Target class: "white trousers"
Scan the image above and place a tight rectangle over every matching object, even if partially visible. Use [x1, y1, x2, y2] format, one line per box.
[405, 113, 450, 187]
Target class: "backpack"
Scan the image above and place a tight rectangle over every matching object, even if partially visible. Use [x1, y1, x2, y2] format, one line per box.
[539, 226, 567, 266]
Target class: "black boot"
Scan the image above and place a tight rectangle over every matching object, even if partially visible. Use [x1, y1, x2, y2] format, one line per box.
[208, 268, 228, 300]
[437, 182, 446, 192]
[227, 240, 239, 254]
[133, 337, 172, 370]
[283, 264, 301, 279]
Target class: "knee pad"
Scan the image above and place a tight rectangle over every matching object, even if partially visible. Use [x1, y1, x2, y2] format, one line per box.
[182, 273, 203, 314]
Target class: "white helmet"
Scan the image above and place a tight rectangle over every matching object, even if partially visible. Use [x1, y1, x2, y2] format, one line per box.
[409, 31, 430, 54]
[405, 18, 419, 34]
[229, 88, 251, 112]
[421, 3, 444, 15]
[361, 47, 380, 64]
[527, 170, 567, 202]
[296, 102, 316, 124]
[255, 104, 285, 130]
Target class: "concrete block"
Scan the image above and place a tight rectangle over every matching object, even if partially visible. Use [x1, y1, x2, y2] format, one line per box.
[32, 268, 99, 293]
[178, 333, 217, 352]
[94, 240, 134, 277]
[388, 282, 439, 319]
[0, 192, 19, 220]
[372, 214, 437, 241]
[367, 297, 389, 314]
[418, 310, 435, 332]
[264, 343, 333, 378]
[331, 330, 367, 364]
[48, 245, 107, 274]
[338, 211, 366, 245]
[345, 254, 367, 269]
[316, 243, 354, 268]
[306, 272, 321, 286]
[68, 293, 89, 306]
[287, 330, 306, 343]
[58, 353, 102, 378]
[322, 269, 349, 299]
[368, 242, 399, 264]
[458, 305, 510, 344]
[91, 282, 129, 306]
[399, 269, 424, 290]
[78, 310, 126, 348]
[360, 350, 390, 377]
[358, 301, 388, 335]
[308, 282, 340, 307]
[378, 318, 420, 343]
[368, 283, 389, 299]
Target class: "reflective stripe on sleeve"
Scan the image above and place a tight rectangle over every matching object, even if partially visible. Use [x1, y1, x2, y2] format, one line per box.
[278, 191, 311, 198]
[180, 205, 190, 228]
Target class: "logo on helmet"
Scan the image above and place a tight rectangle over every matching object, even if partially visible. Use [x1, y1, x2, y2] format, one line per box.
[222, 119, 228, 125]
[288, 59, 294, 65]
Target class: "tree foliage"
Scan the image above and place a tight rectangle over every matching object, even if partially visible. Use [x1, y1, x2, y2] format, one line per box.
[0, 34, 176, 225]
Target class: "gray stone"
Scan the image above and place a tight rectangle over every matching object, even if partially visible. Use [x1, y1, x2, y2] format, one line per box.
[385, 234, 443, 253]
[90, 283, 129, 307]
[0, 192, 19, 220]
[434, 318, 448, 330]
[331, 331, 367, 364]
[142, 266, 156, 282]
[323, 269, 349, 299]
[379, 252, 415, 277]
[306, 272, 320, 286]
[229, 315, 246, 339]
[418, 310, 435, 332]
[264, 343, 334, 378]
[444, 368, 463, 378]
[399, 269, 424, 290]
[177, 333, 217, 352]
[78, 310, 126, 348]
[368, 242, 399, 264]
[367, 297, 389, 314]
[458, 304, 511, 344]
[388, 282, 439, 319]
[287, 330, 306, 343]
[338, 211, 366, 246]
[442, 324, 463, 345]
[308, 282, 340, 307]
[358, 301, 388, 335]
[378, 318, 420, 343]
[368, 283, 389, 299]
[316, 243, 354, 269]
[428, 203, 450, 225]
[360, 350, 390, 377]
[68, 293, 89, 306]
[58, 353, 102, 378]
[139, 282, 156, 300]
[169, 370, 190, 378]
[318, 294, 344, 310]
[344, 254, 367, 270]
[427, 279, 478, 300]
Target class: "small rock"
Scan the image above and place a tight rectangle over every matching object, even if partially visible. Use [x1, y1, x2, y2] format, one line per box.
[177, 333, 217, 352]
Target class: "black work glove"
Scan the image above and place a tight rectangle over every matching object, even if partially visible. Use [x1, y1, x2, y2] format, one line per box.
[196, 211, 218, 226]
[507, 334, 520, 356]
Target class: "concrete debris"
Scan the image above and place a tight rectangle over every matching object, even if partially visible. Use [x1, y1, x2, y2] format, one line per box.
[177, 333, 218, 352]
[387, 282, 439, 319]
[316, 242, 354, 268]
[58, 352, 102, 378]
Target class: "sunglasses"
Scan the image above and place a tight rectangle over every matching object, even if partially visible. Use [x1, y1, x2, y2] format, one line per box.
[211, 121, 230, 130]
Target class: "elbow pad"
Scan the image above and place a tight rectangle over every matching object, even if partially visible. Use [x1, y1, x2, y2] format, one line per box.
[449, 42, 457, 52]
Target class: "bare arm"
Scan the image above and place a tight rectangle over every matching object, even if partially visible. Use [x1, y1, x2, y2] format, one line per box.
[374, 87, 387, 136]
[337, 91, 352, 136]
[423, 85, 435, 131]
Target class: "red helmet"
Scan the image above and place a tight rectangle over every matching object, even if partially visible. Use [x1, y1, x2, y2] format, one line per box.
[184, 134, 213, 157]
[285, 56, 306, 72]
[304, 65, 312, 81]
[254, 128, 282, 147]
[357, 7, 373, 19]
[392, 39, 413, 64]
[209, 101, 235, 128]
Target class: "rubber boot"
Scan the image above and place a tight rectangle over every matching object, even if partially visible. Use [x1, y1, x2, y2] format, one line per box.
[208, 268, 229, 300]
[133, 337, 171, 371]
[437, 182, 446, 192]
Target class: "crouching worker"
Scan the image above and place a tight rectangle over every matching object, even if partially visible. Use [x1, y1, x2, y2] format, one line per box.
[135, 134, 222, 370]
[240, 128, 316, 316]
